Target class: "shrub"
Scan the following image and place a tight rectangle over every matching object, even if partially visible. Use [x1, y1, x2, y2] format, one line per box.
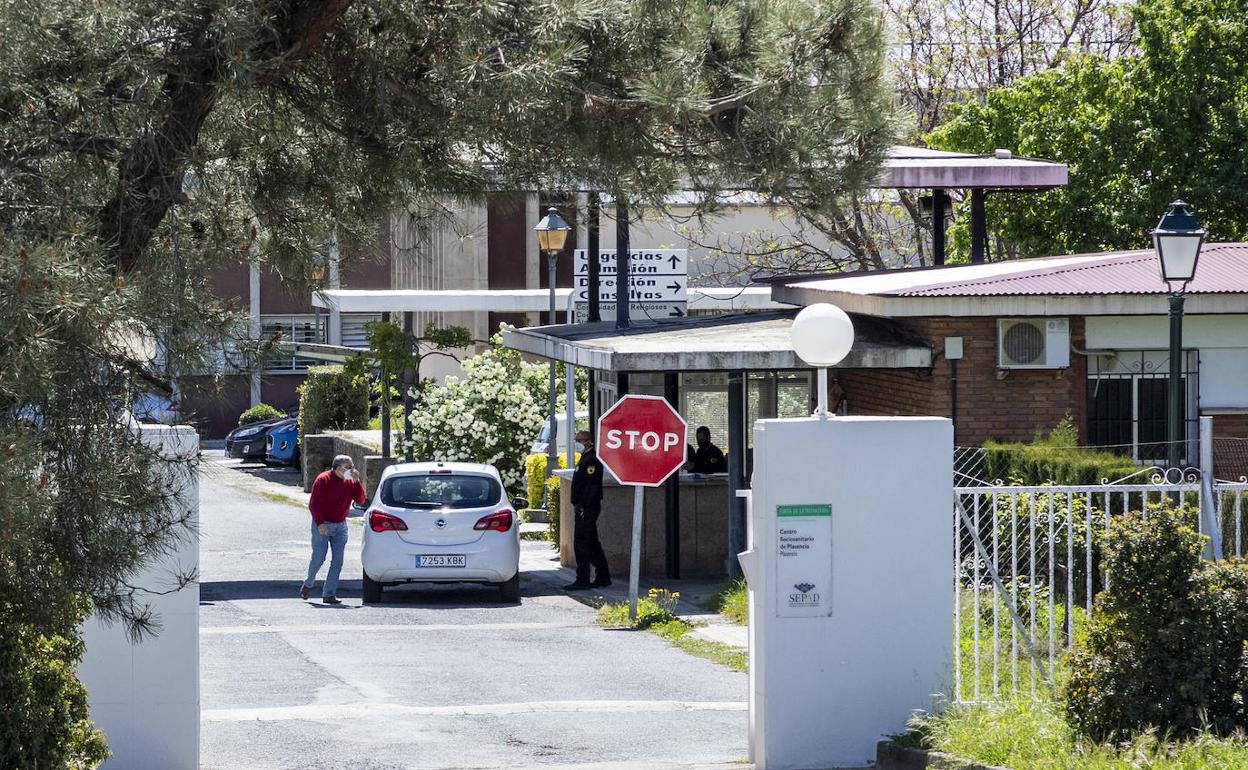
[545, 476, 561, 545]
[982, 418, 1141, 485]
[1061, 502, 1248, 740]
[401, 337, 546, 490]
[0, 598, 109, 769]
[297, 365, 370, 440]
[524, 452, 574, 512]
[237, 402, 283, 426]
[707, 578, 748, 625]
[366, 406, 405, 432]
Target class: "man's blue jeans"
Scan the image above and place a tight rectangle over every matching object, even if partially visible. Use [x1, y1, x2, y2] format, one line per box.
[304, 521, 348, 598]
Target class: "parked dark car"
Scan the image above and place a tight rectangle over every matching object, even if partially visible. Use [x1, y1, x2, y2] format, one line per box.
[225, 417, 286, 461]
[264, 418, 300, 466]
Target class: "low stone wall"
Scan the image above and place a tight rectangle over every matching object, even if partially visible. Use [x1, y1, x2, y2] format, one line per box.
[558, 473, 731, 578]
[301, 432, 395, 498]
[876, 742, 1009, 770]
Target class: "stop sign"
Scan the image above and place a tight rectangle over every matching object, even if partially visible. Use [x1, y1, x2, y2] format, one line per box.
[597, 395, 688, 486]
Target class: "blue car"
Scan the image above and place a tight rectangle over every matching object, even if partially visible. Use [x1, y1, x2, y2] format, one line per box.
[264, 418, 300, 466]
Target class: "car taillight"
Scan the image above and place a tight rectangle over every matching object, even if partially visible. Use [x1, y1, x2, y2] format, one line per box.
[369, 511, 408, 533]
[474, 509, 514, 533]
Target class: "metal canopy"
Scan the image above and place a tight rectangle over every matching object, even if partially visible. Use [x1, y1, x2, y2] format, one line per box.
[881, 147, 1068, 190]
[502, 311, 931, 372]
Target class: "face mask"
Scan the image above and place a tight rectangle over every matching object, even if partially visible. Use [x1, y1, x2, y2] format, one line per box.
[575, 442, 586, 453]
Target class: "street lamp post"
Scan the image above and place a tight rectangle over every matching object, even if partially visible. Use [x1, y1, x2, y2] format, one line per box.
[535, 207, 571, 482]
[1151, 200, 1205, 470]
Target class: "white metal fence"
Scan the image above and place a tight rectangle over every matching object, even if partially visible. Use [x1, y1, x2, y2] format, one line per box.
[951, 418, 1248, 701]
[953, 476, 1201, 701]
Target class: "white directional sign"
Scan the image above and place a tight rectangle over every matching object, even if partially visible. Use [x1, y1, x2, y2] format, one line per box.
[575, 249, 687, 276]
[574, 275, 687, 303]
[573, 249, 687, 322]
[574, 302, 686, 323]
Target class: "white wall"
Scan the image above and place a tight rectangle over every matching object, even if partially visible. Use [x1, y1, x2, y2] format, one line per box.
[78, 425, 200, 770]
[1085, 315, 1248, 411]
[745, 416, 952, 769]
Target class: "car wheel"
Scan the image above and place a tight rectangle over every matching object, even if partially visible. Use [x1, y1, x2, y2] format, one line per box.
[499, 573, 520, 604]
[362, 572, 383, 604]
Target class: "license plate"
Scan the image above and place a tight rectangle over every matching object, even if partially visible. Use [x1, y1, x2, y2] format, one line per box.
[415, 554, 466, 568]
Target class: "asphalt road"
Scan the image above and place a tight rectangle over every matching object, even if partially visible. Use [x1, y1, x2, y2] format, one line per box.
[199, 452, 749, 769]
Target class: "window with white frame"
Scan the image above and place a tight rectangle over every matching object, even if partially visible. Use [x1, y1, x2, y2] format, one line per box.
[260, 315, 325, 371]
[340, 314, 383, 349]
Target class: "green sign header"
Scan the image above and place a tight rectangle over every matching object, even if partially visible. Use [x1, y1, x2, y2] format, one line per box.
[777, 504, 831, 518]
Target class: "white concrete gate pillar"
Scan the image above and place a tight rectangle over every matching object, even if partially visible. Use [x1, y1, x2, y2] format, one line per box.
[79, 424, 200, 770]
[742, 416, 952, 769]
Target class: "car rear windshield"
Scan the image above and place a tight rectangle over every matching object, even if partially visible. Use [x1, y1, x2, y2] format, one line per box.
[381, 473, 502, 509]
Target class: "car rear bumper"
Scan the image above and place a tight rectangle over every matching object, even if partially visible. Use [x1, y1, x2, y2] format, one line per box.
[362, 532, 520, 584]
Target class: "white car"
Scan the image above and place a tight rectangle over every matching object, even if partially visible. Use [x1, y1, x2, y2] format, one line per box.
[361, 461, 523, 604]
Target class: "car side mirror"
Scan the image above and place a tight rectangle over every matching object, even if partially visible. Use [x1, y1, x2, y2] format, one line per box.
[512, 497, 529, 510]
[351, 502, 368, 512]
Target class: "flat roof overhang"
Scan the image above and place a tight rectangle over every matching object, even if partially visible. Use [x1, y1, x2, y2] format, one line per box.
[880, 148, 1068, 190]
[311, 287, 788, 314]
[274, 341, 367, 363]
[502, 311, 931, 372]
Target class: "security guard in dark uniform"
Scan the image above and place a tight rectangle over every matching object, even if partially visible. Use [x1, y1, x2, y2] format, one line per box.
[565, 430, 610, 590]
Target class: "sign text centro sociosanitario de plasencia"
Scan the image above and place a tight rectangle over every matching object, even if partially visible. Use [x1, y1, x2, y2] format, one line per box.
[776, 504, 833, 618]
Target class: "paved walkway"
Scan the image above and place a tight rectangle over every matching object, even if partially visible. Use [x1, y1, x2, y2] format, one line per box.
[518, 544, 748, 649]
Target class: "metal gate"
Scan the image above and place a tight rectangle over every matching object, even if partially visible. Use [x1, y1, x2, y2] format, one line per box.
[952, 471, 1201, 701]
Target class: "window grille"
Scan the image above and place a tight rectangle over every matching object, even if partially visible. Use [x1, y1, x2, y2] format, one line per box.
[1086, 350, 1199, 465]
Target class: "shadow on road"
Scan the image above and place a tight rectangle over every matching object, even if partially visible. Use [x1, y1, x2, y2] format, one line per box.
[200, 578, 562, 608]
[230, 462, 304, 489]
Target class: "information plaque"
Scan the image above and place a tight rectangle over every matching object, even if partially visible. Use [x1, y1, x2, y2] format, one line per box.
[775, 504, 833, 618]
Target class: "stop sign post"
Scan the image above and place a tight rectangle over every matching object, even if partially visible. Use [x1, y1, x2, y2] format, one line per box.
[596, 395, 688, 619]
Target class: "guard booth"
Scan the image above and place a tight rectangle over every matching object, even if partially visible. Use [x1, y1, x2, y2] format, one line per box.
[502, 310, 931, 578]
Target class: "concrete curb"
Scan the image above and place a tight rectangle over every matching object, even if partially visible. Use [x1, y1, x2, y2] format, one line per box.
[876, 742, 1010, 770]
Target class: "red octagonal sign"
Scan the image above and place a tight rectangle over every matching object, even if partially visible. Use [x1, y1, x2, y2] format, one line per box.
[597, 395, 688, 487]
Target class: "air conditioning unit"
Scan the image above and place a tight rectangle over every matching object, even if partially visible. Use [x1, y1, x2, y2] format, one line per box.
[997, 318, 1070, 369]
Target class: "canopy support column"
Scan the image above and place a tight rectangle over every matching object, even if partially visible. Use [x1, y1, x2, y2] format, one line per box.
[664, 372, 682, 580]
[727, 370, 746, 577]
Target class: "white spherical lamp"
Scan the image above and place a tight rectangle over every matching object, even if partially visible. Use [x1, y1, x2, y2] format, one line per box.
[789, 303, 855, 417]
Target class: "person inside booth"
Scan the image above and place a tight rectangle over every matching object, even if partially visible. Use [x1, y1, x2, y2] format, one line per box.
[684, 425, 727, 474]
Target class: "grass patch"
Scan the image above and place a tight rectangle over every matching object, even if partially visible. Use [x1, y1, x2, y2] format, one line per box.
[907, 698, 1248, 770]
[520, 530, 548, 541]
[704, 577, 747, 625]
[260, 491, 305, 508]
[597, 592, 747, 672]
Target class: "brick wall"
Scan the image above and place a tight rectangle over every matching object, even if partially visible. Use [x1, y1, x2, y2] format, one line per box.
[837, 316, 1087, 447]
[1213, 413, 1248, 480]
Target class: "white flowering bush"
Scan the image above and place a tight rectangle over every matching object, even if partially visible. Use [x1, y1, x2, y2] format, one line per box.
[399, 335, 547, 490]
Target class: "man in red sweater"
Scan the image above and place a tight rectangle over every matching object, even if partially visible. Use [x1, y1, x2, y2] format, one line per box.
[301, 454, 366, 604]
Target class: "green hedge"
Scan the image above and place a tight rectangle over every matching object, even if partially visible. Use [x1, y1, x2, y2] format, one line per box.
[545, 476, 561, 545]
[1063, 503, 1248, 740]
[0, 599, 109, 769]
[297, 365, 370, 440]
[237, 402, 283, 426]
[524, 452, 572, 511]
[981, 419, 1140, 485]
[982, 442, 1140, 485]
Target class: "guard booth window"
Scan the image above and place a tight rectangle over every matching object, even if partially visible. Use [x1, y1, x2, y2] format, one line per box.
[1086, 350, 1198, 465]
